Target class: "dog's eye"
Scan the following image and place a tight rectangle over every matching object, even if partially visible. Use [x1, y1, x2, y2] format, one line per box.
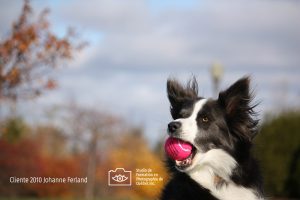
[202, 116, 209, 122]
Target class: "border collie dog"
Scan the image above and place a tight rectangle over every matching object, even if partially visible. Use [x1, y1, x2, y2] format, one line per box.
[160, 77, 264, 200]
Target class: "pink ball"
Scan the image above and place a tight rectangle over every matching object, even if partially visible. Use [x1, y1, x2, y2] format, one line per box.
[164, 137, 193, 161]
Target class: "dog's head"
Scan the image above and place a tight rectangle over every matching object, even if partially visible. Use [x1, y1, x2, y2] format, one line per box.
[166, 76, 258, 172]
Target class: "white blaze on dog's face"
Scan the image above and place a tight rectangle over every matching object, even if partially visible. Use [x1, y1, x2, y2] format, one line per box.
[168, 98, 211, 173]
[167, 98, 236, 173]
[171, 99, 207, 145]
[167, 78, 239, 173]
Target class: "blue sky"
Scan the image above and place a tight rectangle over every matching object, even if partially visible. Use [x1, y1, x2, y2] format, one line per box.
[1, 0, 300, 145]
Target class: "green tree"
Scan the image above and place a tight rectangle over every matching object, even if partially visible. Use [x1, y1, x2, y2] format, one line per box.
[0, 117, 27, 142]
[255, 111, 300, 198]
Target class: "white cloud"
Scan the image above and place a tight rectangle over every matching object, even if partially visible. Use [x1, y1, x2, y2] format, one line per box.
[54, 0, 300, 72]
[1, 0, 300, 145]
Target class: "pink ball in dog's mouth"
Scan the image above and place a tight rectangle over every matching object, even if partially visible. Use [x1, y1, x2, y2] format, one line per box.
[164, 137, 193, 161]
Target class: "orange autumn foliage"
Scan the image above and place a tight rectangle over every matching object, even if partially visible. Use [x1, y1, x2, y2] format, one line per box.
[0, 116, 168, 199]
[104, 131, 168, 199]
[29, 156, 84, 197]
[0, 0, 86, 101]
[0, 137, 84, 197]
[0, 138, 43, 196]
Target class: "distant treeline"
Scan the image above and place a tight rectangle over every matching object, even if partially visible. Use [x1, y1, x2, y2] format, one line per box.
[255, 111, 300, 199]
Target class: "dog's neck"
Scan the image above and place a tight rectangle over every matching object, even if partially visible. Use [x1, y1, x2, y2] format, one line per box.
[187, 149, 264, 200]
[189, 167, 263, 200]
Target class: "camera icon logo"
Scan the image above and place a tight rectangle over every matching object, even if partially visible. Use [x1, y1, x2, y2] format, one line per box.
[108, 168, 132, 186]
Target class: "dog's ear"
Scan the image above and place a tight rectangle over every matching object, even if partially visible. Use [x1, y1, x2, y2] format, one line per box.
[167, 78, 198, 119]
[218, 77, 251, 117]
[218, 77, 258, 140]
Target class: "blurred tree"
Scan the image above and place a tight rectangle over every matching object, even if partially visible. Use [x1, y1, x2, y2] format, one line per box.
[0, 104, 168, 199]
[106, 128, 168, 199]
[0, 116, 27, 142]
[61, 103, 121, 200]
[153, 138, 165, 158]
[0, 121, 84, 197]
[29, 155, 82, 197]
[255, 111, 300, 198]
[0, 137, 43, 196]
[34, 125, 67, 157]
[0, 0, 85, 102]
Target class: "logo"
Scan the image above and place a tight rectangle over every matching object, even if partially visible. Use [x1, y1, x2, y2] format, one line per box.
[108, 168, 131, 186]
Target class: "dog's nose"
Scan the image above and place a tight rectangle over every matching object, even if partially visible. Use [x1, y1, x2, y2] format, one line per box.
[168, 121, 181, 133]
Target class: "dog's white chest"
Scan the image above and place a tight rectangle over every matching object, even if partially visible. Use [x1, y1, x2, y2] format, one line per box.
[189, 167, 262, 200]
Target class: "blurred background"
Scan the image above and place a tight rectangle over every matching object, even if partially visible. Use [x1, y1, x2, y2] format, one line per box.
[0, 0, 299, 199]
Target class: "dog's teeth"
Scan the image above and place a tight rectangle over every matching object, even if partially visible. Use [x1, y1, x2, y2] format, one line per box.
[175, 153, 195, 168]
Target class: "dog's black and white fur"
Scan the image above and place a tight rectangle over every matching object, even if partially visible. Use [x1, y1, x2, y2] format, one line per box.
[160, 77, 264, 200]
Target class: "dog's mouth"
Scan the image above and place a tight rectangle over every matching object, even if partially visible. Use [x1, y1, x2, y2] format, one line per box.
[175, 145, 197, 171]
